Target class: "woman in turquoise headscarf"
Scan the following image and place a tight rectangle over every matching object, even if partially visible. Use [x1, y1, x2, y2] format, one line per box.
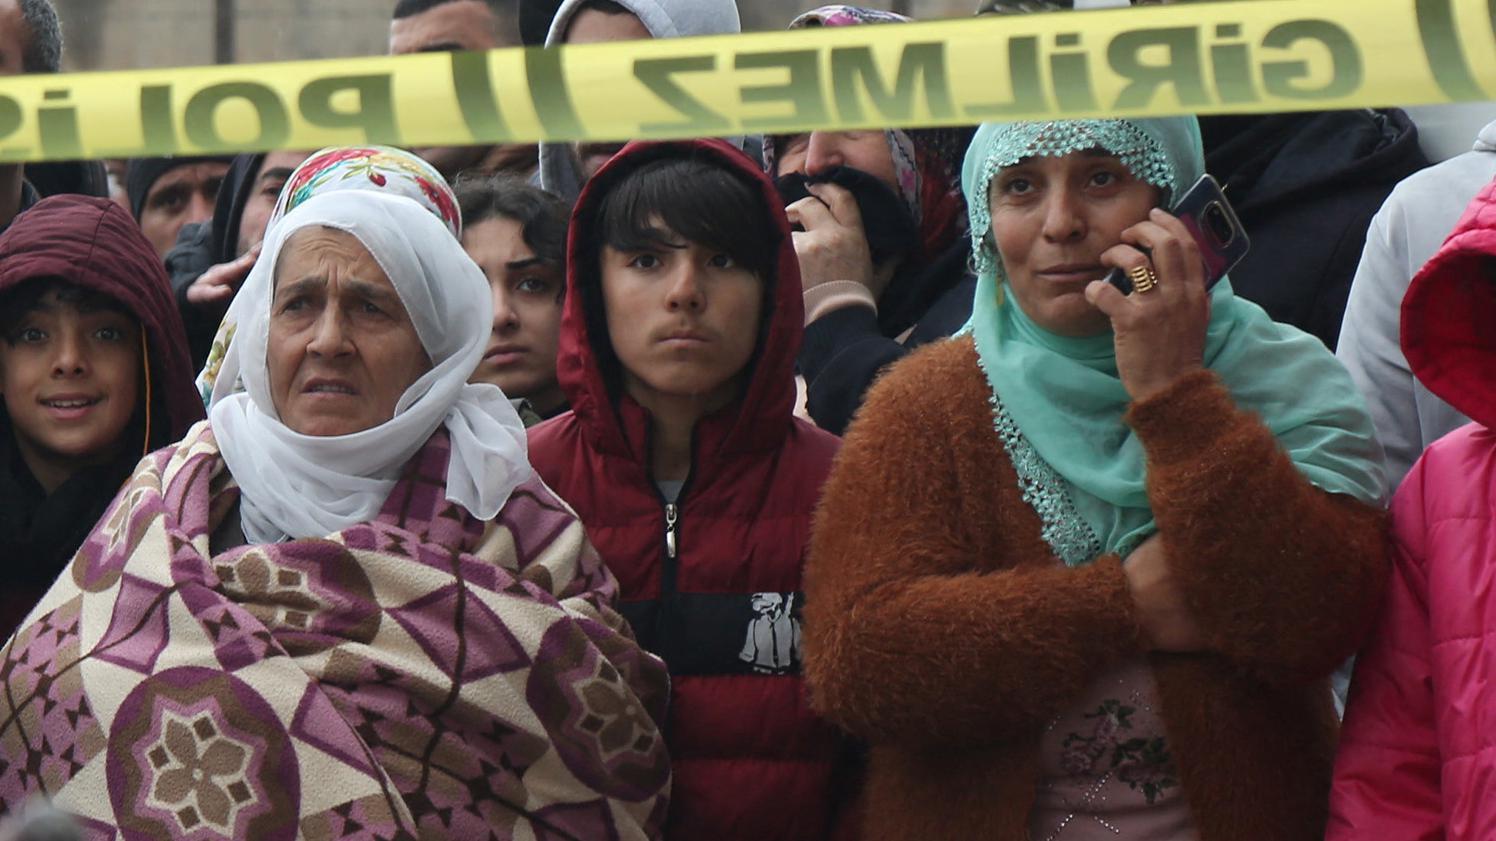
[800, 116, 1389, 841]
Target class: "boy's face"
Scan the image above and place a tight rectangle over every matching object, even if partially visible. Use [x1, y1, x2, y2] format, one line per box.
[600, 220, 763, 415]
[0, 289, 142, 491]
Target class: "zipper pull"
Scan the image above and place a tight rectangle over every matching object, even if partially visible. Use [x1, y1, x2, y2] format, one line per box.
[665, 503, 679, 559]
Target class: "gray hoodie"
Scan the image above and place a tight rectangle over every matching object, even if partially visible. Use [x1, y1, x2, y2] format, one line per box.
[539, 0, 743, 203]
[1337, 118, 1496, 488]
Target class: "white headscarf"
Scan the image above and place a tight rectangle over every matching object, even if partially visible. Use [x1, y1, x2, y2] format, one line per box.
[208, 190, 531, 544]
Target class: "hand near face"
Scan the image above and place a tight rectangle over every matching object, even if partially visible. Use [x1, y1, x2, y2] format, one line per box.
[1122, 533, 1205, 653]
[186, 243, 260, 307]
[1084, 208, 1211, 404]
[785, 183, 885, 298]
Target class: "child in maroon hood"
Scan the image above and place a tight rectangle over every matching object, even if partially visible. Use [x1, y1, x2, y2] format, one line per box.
[528, 140, 855, 840]
[0, 195, 204, 636]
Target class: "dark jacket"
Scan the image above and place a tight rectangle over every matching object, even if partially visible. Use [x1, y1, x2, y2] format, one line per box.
[0, 195, 205, 636]
[165, 153, 265, 368]
[528, 140, 850, 840]
[791, 123, 974, 437]
[800, 242, 974, 434]
[1201, 109, 1428, 349]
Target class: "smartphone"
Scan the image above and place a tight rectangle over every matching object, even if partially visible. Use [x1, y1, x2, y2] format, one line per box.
[1105, 173, 1250, 295]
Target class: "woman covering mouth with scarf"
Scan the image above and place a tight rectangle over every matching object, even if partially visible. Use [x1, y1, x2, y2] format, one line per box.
[767, 5, 974, 436]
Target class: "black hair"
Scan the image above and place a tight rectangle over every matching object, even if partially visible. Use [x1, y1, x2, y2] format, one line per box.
[0, 278, 133, 344]
[593, 156, 777, 283]
[454, 174, 570, 296]
[392, 0, 513, 18]
[975, 0, 1072, 13]
[582, 153, 780, 396]
[18, 0, 62, 74]
[574, 0, 631, 14]
[518, 0, 565, 44]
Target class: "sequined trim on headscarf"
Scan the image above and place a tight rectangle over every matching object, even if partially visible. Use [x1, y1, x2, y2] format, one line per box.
[968, 120, 1175, 278]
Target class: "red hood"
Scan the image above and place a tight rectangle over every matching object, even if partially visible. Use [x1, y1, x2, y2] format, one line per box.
[1403, 176, 1496, 429]
[0, 195, 205, 445]
[557, 139, 804, 460]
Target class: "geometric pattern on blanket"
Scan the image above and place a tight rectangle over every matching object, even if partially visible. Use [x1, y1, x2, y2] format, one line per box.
[0, 422, 671, 840]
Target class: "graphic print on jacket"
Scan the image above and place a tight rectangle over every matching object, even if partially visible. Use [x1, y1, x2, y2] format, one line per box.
[528, 139, 850, 841]
[742, 592, 801, 674]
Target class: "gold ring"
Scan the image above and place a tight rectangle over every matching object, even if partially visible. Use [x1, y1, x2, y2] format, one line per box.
[1128, 264, 1159, 294]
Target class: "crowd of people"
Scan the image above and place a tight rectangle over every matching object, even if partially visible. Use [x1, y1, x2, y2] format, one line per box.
[0, 0, 1491, 839]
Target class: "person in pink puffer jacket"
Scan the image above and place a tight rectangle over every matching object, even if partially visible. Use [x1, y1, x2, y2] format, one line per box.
[1327, 174, 1496, 840]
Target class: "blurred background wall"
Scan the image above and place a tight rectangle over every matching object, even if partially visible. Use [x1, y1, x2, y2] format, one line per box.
[51, 0, 981, 71]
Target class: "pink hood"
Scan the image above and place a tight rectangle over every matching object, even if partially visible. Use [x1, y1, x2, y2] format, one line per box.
[1402, 175, 1496, 428]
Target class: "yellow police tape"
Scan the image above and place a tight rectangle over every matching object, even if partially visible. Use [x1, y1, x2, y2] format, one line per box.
[0, 0, 1490, 163]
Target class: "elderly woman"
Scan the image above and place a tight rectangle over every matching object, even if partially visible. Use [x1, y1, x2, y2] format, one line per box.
[0, 182, 670, 837]
[802, 117, 1388, 840]
[195, 144, 460, 404]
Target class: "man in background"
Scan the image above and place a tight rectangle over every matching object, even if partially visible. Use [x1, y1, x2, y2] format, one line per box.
[390, 0, 539, 179]
[126, 156, 231, 258]
[0, 0, 62, 233]
[165, 150, 310, 368]
[1337, 117, 1496, 487]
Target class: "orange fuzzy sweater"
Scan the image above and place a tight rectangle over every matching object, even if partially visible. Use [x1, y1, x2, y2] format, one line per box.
[803, 337, 1387, 841]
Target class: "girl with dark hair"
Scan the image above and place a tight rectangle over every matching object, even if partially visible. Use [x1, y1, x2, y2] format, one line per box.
[527, 140, 854, 840]
[456, 175, 571, 422]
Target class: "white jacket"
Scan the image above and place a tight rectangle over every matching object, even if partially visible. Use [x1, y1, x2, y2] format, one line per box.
[1337, 118, 1496, 487]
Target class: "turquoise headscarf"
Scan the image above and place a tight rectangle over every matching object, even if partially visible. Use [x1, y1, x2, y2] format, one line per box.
[961, 117, 1385, 565]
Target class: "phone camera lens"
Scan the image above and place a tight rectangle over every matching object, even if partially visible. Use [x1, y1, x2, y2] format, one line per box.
[1205, 204, 1234, 245]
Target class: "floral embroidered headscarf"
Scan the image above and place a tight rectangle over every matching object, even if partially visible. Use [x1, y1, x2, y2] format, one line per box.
[195, 146, 462, 403]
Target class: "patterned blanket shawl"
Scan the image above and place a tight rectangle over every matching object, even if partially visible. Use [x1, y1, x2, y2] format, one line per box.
[0, 422, 671, 840]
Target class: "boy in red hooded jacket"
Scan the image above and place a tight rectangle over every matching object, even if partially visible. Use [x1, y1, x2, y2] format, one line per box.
[528, 140, 854, 840]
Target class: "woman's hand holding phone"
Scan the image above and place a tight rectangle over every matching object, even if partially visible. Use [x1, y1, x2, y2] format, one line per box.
[1085, 208, 1212, 404]
[1105, 174, 1249, 294]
